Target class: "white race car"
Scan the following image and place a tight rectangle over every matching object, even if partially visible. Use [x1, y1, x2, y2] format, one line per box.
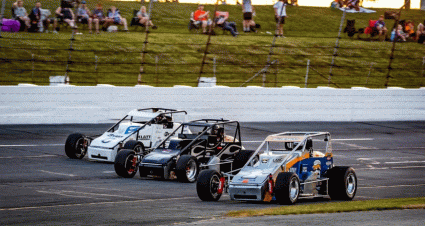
[64, 108, 188, 162]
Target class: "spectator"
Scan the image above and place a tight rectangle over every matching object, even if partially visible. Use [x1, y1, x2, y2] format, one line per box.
[107, 6, 129, 31]
[391, 24, 408, 42]
[137, 6, 157, 29]
[193, 5, 210, 34]
[215, 11, 238, 37]
[29, 1, 41, 31]
[55, 4, 77, 30]
[346, 0, 360, 11]
[39, 8, 54, 33]
[375, 15, 387, 41]
[92, 3, 108, 33]
[242, 0, 256, 33]
[416, 20, 424, 42]
[13, 0, 31, 30]
[404, 20, 415, 39]
[274, 0, 287, 38]
[76, 1, 93, 34]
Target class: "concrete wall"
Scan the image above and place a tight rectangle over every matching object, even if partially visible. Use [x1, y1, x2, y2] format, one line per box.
[1, 85, 424, 124]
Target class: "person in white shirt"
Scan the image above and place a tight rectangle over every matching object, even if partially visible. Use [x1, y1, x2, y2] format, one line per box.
[273, 0, 287, 37]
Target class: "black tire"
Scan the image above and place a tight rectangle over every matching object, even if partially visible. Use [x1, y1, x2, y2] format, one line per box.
[327, 166, 357, 200]
[123, 140, 145, 154]
[175, 155, 198, 183]
[65, 133, 88, 159]
[197, 170, 222, 201]
[275, 172, 300, 205]
[114, 149, 138, 178]
[232, 150, 255, 170]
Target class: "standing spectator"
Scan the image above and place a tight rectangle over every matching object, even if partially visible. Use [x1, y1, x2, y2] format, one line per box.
[13, 0, 31, 30]
[274, 0, 287, 38]
[375, 15, 388, 41]
[137, 6, 157, 29]
[55, 4, 77, 29]
[242, 0, 256, 33]
[193, 5, 209, 34]
[92, 3, 108, 33]
[215, 11, 238, 37]
[76, 1, 93, 34]
[107, 6, 129, 31]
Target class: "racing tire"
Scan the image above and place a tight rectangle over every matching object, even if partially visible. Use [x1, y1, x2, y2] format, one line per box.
[196, 170, 222, 201]
[327, 166, 357, 200]
[275, 172, 300, 205]
[114, 149, 138, 178]
[123, 140, 145, 155]
[65, 133, 88, 159]
[175, 155, 198, 183]
[232, 150, 256, 171]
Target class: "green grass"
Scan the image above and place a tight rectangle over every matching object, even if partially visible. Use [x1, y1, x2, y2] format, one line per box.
[1, 1, 424, 87]
[226, 197, 425, 217]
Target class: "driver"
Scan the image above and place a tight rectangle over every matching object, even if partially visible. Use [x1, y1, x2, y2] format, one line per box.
[211, 125, 224, 142]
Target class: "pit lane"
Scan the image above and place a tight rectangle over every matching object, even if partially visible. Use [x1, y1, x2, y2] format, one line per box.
[1, 122, 424, 225]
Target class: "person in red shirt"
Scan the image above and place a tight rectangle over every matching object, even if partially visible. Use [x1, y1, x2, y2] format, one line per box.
[194, 5, 209, 33]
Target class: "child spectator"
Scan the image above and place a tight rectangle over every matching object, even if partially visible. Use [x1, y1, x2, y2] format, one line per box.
[76, 1, 93, 33]
[193, 5, 210, 34]
[375, 15, 387, 41]
[391, 24, 408, 42]
[107, 6, 129, 31]
[137, 6, 157, 29]
[242, 0, 256, 33]
[13, 0, 31, 30]
[215, 11, 238, 37]
[273, 0, 287, 38]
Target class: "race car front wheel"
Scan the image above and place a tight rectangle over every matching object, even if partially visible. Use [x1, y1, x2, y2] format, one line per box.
[275, 172, 300, 205]
[123, 140, 145, 155]
[65, 133, 88, 159]
[114, 149, 138, 178]
[196, 169, 222, 201]
[327, 166, 357, 200]
[175, 155, 198, 183]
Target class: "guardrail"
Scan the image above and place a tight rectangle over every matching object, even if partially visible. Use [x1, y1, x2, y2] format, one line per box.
[1, 85, 424, 124]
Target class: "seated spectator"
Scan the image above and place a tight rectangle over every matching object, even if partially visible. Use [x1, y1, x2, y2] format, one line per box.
[375, 15, 387, 41]
[107, 6, 129, 31]
[416, 20, 424, 42]
[13, 0, 31, 30]
[346, 0, 360, 11]
[137, 6, 157, 29]
[28, 1, 41, 31]
[215, 11, 238, 37]
[194, 5, 210, 34]
[76, 1, 93, 34]
[39, 8, 54, 33]
[92, 3, 108, 33]
[55, 4, 77, 29]
[391, 24, 408, 42]
[404, 20, 415, 39]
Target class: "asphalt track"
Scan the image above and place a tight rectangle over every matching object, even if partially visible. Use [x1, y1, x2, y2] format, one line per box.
[1, 122, 424, 225]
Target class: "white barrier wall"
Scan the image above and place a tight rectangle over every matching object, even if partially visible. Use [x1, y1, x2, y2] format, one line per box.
[1, 85, 424, 124]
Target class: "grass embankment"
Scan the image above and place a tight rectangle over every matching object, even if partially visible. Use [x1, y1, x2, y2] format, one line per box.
[1, 1, 424, 87]
[227, 197, 425, 217]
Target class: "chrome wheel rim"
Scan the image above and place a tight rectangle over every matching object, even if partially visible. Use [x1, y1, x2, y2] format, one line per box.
[186, 160, 197, 182]
[75, 138, 87, 158]
[346, 173, 356, 197]
[134, 145, 142, 154]
[289, 177, 299, 202]
[125, 154, 137, 174]
[210, 174, 220, 198]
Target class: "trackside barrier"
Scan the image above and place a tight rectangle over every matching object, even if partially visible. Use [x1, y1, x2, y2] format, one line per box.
[0, 85, 424, 124]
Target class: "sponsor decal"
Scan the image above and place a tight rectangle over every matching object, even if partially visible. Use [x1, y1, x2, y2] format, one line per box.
[164, 132, 170, 137]
[242, 179, 249, 183]
[327, 156, 332, 161]
[138, 135, 151, 140]
[102, 139, 113, 143]
[273, 157, 283, 163]
[302, 167, 308, 173]
[108, 134, 123, 138]
[262, 159, 269, 164]
[125, 126, 140, 134]
[162, 149, 172, 153]
[289, 167, 297, 173]
[326, 161, 332, 166]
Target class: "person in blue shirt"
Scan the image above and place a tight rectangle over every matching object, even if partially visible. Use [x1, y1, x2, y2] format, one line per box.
[375, 15, 388, 41]
[274, 0, 287, 37]
[107, 6, 128, 31]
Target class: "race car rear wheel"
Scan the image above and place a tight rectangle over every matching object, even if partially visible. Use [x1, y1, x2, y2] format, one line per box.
[65, 133, 88, 159]
[327, 166, 357, 200]
[232, 150, 256, 171]
[197, 170, 222, 201]
[114, 149, 138, 178]
[275, 172, 300, 205]
[123, 140, 145, 155]
[175, 155, 198, 183]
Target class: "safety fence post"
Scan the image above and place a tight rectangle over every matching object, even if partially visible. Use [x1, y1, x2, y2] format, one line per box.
[328, 8, 346, 87]
[138, 0, 155, 85]
[305, 59, 310, 88]
[365, 62, 374, 86]
[31, 53, 34, 83]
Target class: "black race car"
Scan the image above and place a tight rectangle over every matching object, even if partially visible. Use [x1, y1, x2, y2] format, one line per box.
[114, 119, 254, 183]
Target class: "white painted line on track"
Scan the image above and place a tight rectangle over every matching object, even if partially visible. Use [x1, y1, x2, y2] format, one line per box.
[0, 196, 198, 211]
[0, 144, 62, 147]
[102, 171, 115, 173]
[243, 138, 375, 143]
[38, 170, 77, 177]
[0, 154, 57, 159]
[359, 184, 425, 189]
[391, 166, 425, 169]
[385, 160, 425, 164]
[37, 190, 135, 199]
